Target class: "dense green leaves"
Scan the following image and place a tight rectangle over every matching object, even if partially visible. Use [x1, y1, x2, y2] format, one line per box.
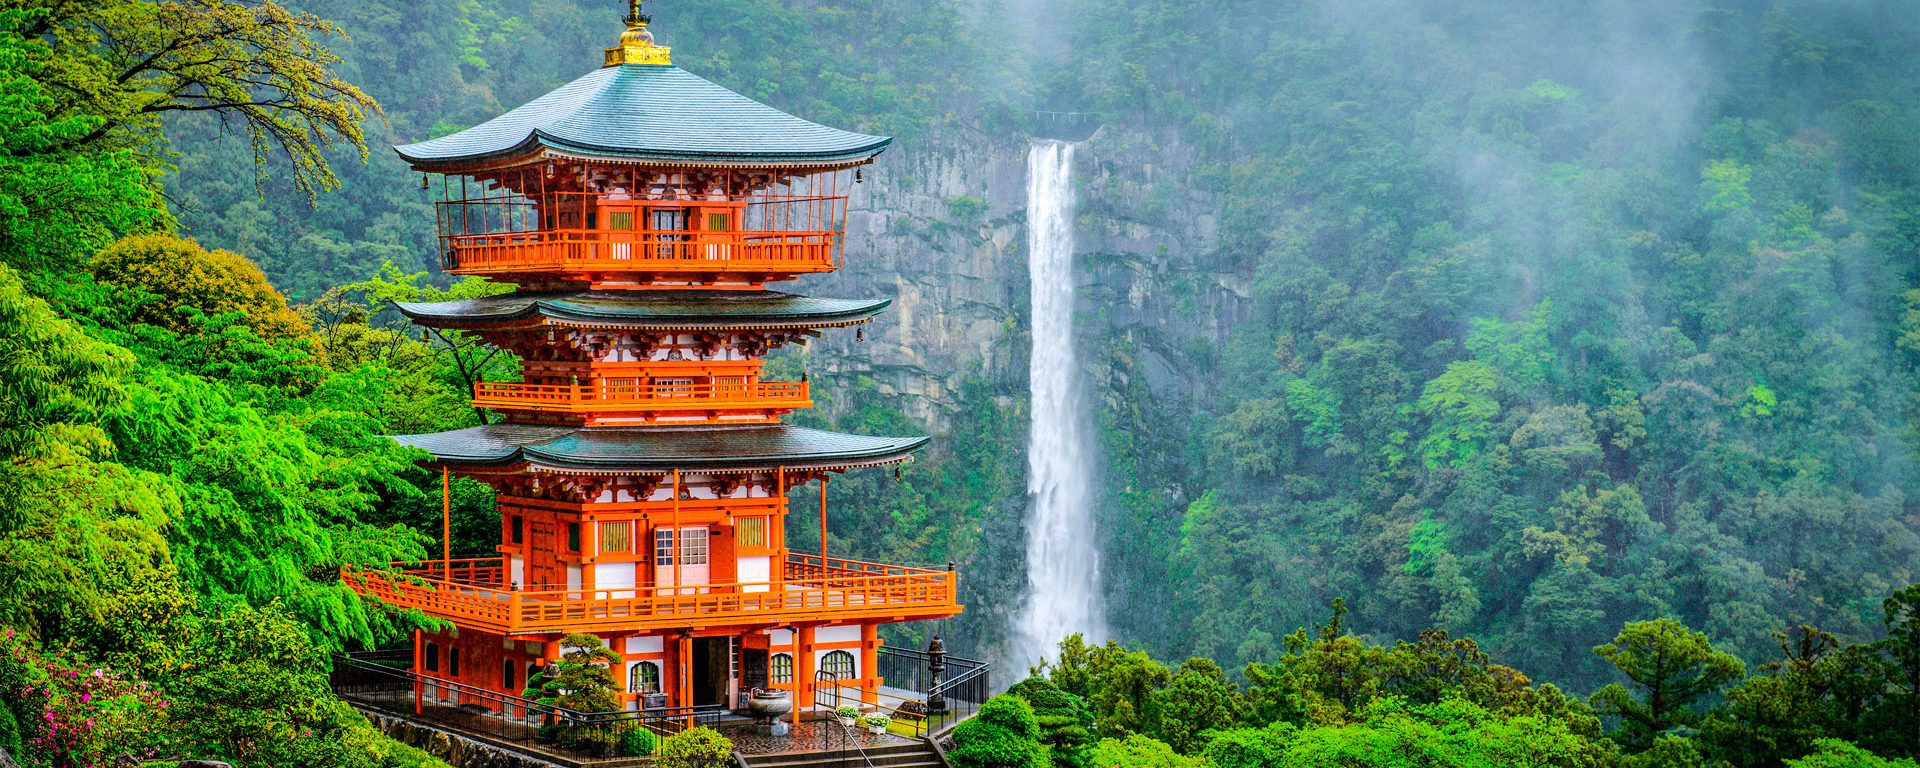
[1589, 619, 1746, 750]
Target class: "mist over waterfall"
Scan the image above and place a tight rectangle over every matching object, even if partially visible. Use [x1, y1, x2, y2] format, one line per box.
[1015, 140, 1105, 667]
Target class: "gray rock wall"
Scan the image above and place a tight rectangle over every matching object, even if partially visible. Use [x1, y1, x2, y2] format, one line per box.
[362, 710, 582, 768]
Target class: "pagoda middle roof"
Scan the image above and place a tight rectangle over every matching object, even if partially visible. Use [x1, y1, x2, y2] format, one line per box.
[393, 290, 889, 330]
[393, 424, 929, 473]
[394, 64, 891, 169]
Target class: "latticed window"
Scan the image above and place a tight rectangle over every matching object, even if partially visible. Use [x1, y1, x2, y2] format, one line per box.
[630, 661, 661, 693]
[770, 653, 794, 684]
[600, 521, 631, 554]
[680, 528, 709, 565]
[654, 529, 674, 567]
[736, 517, 766, 548]
[821, 650, 855, 680]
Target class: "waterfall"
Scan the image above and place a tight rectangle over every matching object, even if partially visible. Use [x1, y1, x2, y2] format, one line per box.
[1015, 140, 1105, 667]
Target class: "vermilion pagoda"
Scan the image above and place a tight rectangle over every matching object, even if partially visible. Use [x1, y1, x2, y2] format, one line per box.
[342, 3, 963, 715]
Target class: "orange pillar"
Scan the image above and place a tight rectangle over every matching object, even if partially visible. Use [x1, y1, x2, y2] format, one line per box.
[818, 476, 828, 561]
[671, 469, 682, 592]
[441, 466, 452, 579]
[776, 467, 787, 588]
[861, 623, 880, 700]
[676, 633, 694, 713]
[795, 625, 817, 712]
[412, 628, 424, 715]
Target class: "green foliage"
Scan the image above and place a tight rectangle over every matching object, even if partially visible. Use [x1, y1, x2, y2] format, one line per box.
[1152, 657, 1245, 753]
[618, 726, 660, 757]
[1083, 734, 1199, 768]
[1590, 619, 1746, 751]
[1041, 634, 1170, 737]
[1788, 740, 1920, 768]
[950, 694, 1048, 768]
[91, 235, 313, 343]
[1201, 724, 1295, 768]
[1278, 697, 1616, 768]
[1416, 360, 1501, 468]
[1008, 676, 1095, 767]
[655, 727, 735, 768]
[529, 633, 623, 748]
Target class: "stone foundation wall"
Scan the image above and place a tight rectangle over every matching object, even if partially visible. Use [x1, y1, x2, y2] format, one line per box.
[362, 709, 584, 768]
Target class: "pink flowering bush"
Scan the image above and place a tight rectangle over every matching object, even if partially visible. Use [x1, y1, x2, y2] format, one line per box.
[0, 631, 168, 767]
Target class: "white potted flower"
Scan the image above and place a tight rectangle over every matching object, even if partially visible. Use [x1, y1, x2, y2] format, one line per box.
[835, 705, 859, 727]
[862, 713, 891, 735]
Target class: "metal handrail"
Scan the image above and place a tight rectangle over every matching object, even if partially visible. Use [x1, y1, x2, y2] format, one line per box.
[815, 672, 879, 768]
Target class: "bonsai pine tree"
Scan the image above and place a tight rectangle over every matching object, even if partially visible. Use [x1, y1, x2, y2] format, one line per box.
[521, 633, 623, 748]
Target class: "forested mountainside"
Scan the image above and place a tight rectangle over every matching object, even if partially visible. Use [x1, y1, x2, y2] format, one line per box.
[2, 0, 1919, 765]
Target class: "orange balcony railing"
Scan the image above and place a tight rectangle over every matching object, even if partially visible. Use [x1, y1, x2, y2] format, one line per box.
[442, 229, 841, 276]
[341, 554, 961, 635]
[434, 189, 848, 278]
[471, 380, 811, 413]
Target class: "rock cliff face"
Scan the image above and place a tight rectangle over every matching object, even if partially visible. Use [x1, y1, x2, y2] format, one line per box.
[363, 710, 576, 768]
[800, 129, 1035, 426]
[799, 123, 1232, 652]
[807, 125, 1232, 434]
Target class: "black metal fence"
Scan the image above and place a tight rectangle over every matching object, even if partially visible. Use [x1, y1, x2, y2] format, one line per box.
[330, 652, 727, 758]
[811, 646, 992, 739]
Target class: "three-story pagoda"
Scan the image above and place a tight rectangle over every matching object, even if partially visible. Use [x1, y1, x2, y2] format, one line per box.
[343, 3, 963, 715]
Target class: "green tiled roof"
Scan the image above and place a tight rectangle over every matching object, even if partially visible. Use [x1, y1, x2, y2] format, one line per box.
[392, 424, 928, 472]
[394, 64, 891, 168]
[393, 290, 889, 329]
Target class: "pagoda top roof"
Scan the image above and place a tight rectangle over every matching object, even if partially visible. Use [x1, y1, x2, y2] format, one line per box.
[393, 424, 928, 473]
[394, 64, 891, 170]
[394, 290, 889, 330]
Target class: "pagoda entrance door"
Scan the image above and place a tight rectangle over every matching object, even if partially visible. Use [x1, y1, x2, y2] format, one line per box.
[690, 636, 731, 708]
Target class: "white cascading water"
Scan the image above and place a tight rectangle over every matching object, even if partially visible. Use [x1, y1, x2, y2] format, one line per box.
[1015, 140, 1106, 667]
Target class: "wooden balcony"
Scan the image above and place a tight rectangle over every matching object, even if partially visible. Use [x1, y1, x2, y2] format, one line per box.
[471, 380, 811, 417]
[442, 230, 840, 278]
[434, 189, 848, 284]
[341, 554, 962, 635]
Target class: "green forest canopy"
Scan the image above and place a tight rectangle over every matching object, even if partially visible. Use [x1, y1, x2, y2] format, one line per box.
[1, 0, 1918, 765]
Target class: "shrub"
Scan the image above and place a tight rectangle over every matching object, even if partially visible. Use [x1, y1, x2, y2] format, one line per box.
[657, 726, 734, 768]
[618, 726, 659, 757]
[949, 695, 1048, 768]
[90, 235, 311, 341]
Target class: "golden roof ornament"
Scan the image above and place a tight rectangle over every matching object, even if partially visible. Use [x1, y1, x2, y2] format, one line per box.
[604, 0, 671, 66]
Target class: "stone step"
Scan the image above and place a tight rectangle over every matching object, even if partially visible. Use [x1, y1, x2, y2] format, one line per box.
[741, 743, 944, 768]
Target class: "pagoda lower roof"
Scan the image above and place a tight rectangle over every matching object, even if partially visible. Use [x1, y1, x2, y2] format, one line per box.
[393, 290, 889, 330]
[393, 64, 890, 170]
[392, 423, 928, 473]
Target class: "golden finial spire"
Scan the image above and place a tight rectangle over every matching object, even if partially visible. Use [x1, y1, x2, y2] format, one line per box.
[605, 0, 671, 67]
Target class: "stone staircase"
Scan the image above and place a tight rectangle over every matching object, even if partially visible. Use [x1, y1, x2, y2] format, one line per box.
[738, 741, 947, 768]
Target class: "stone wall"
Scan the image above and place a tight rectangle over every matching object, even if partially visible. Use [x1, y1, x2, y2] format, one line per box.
[361, 709, 591, 768]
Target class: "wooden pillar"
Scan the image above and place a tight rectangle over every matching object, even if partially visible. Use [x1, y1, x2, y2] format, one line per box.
[776, 467, 786, 588]
[670, 469, 683, 595]
[795, 625, 816, 712]
[412, 628, 424, 715]
[818, 476, 828, 562]
[441, 466, 452, 579]
[861, 623, 880, 702]
[676, 633, 694, 711]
